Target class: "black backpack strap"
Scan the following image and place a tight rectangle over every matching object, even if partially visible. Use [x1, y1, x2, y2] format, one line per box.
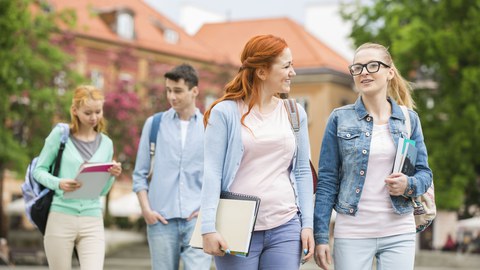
[52, 123, 69, 176]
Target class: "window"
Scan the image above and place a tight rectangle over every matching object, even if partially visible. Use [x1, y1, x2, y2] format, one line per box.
[117, 11, 134, 40]
[204, 94, 217, 110]
[54, 71, 67, 95]
[297, 97, 309, 117]
[164, 29, 179, 44]
[90, 69, 104, 90]
[119, 73, 134, 91]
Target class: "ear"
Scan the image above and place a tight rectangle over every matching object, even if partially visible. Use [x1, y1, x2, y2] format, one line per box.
[256, 68, 268, 81]
[191, 86, 199, 97]
[387, 67, 395, 81]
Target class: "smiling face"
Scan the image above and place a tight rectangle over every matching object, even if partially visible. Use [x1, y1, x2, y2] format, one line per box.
[166, 78, 198, 112]
[352, 48, 394, 97]
[261, 47, 296, 95]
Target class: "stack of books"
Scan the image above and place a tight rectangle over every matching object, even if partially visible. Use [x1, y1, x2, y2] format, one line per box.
[393, 137, 417, 175]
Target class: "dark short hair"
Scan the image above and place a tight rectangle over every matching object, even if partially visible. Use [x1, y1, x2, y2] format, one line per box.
[164, 63, 199, 89]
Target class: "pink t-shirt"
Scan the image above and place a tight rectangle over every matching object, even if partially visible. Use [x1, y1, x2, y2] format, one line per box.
[334, 124, 415, 238]
[230, 100, 297, 231]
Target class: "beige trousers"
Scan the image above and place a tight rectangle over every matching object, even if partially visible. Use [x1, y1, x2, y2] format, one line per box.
[44, 212, 105, 270]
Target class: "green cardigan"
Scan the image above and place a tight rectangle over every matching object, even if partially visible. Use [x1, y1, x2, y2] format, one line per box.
[33, 125, 115, 217]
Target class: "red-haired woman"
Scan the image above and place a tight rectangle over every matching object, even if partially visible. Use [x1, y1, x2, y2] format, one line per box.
[200, 34, 314, 269]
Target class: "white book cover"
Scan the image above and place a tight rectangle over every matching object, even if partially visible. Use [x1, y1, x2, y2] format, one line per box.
[393, 137, 406, 173]
[63, 162, 115, 200]
[190, 192, 260, 257]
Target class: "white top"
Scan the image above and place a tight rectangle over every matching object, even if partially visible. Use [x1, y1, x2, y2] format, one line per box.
[230, 100, 297, 230]
[180, 120, 189, 149]
[334, 124, 415, 238]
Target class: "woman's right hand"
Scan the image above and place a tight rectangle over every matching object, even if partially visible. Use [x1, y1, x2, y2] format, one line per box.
[202, 232, 229, 256]
[59, 179, 81, 192]
[314, 244, 332, 270]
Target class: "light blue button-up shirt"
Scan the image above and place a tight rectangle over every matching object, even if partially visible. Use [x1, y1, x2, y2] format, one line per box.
[132, 108, 204, 219]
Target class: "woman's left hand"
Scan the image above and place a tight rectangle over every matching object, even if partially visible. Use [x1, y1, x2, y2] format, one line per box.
[301, 228, 314, 264]
[385, 172, 408, 196]
[109, 161, 122, 177]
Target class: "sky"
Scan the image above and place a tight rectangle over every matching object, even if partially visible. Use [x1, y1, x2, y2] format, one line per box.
[143, 0, 355, 59]
[144, 0, 320, 24]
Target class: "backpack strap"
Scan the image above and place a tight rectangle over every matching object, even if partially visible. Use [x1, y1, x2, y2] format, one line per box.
[283, 99, 300, 162]
[282, 99, 318, 193]
[52, 123, 70, 176]
[283, 99, 300, 132]
[147, 112, 163, 181]
[399, 105, 411, 139]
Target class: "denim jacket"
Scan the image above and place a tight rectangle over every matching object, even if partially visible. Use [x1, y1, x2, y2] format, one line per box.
[314, 97, 433, 244]
[201, 100, 314, 234]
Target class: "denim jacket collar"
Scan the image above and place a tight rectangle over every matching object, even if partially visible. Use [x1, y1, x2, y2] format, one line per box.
[354, 96, 405, 121]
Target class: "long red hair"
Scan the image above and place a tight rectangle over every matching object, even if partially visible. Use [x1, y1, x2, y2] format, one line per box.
[203, 34, 288, 127]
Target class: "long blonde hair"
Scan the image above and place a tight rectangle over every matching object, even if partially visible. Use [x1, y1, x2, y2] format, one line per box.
[203, 34, 288, 127]
[69, 85, 107, 133]
[354, 43, 415, 109]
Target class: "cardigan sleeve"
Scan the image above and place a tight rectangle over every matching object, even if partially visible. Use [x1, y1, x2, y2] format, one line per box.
[32, 126, 64, 190]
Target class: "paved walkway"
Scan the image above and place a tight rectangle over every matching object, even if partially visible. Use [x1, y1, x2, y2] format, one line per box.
[2, 229, 480, 269]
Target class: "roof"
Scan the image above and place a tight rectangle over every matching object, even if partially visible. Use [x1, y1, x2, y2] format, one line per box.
[194, 17, 350, 73]
[43, 0, 222, 63]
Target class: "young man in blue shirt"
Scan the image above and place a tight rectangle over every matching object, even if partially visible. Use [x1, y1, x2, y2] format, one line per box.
[133, 64, 211, 270]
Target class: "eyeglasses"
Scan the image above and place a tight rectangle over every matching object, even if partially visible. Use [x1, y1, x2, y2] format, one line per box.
[348, 61, 391, 76]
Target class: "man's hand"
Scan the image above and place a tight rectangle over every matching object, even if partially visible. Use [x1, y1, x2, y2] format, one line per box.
[142, 209, 168, 225]
[187, 211, 199, 221]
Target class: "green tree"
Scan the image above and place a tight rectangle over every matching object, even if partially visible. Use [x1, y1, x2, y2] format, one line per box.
[341, 0, 480, 214]
[0, 0, 78, 236]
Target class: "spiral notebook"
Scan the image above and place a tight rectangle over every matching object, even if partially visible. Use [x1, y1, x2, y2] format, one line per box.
[189, 192, 261, 257]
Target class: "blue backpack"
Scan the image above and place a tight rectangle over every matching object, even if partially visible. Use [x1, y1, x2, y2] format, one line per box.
[146, 112, 163, 182]
[22, 123, 69, 235]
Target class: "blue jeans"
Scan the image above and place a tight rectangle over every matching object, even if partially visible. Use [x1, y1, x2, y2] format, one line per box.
[147, 218, 211, 270]
[214, 214, 302, 270]
[333, 233, 416, 270]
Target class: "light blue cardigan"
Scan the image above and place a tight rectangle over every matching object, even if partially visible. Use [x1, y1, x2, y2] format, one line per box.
[33, 126, 115, 217]
[201, 100, 314, 234]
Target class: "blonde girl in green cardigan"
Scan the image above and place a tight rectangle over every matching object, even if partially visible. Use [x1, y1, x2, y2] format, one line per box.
[33, 85, 122, 270]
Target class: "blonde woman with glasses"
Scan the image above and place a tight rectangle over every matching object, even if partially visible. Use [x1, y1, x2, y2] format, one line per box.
[314, 43, 433, 270]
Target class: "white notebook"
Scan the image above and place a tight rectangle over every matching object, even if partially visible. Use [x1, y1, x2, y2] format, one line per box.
[189, 192, 261, 257]
[63, 162, 115, 199]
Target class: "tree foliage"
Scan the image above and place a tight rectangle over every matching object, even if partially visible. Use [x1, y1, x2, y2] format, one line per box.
[341, 0, 480, 214]
[0, 0, 78, 173]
